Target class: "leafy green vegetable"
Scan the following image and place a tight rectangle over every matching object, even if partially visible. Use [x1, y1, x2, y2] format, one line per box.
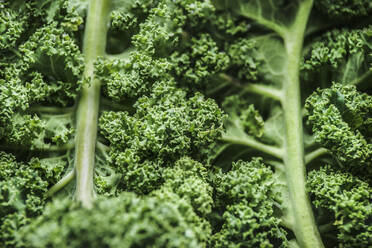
[0, 0, 371, 247]
[212, 158, 288, 248]
[0, 152, 66, 246]
[314, 0, 372, 19]
[206, 1, 371, 247]
[305, 84, 371, 175]
[18, 192, 209, 248]
[307, 166, 372, 247]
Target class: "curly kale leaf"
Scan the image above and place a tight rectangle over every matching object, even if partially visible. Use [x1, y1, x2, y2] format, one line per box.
[314, 0, 372, 19]
[99, 81, 224, 194]
[18, 191, 209, 248]
[211, 158, 288, 248]
[0, 8, 27, 50]
[100, 0, 227, 97]
[162, 157, 213, 217]
[222, 94, 265, 138]
[307, 166, 372, 247]
[0, 152, 65, 246]
[305, 84, 371, 174]
[95, 53, 173, 100]
[0, 25, 82, 149]
[302, 26, 372, 85]
[170, 33, 229, 85]
[226, 38, 261, 82]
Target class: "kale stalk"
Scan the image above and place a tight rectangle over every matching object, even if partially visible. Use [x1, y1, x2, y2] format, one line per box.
[215, 0, 325, 246]
[281, 1, 323, 247]
[74, 0, 111, 208]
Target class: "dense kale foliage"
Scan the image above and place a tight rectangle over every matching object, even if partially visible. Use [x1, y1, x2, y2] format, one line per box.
[211, 159, 289, 247]
[18, 192, 209, 248]
[98, 82, 224, 194]
[0, 152, 67, 246]
[314, 0, 372, 19]
[307, 166, 372, 247]
[305, 84, 371, 174]
[0, 0, 83, 149]
[0, 0, 371, 247]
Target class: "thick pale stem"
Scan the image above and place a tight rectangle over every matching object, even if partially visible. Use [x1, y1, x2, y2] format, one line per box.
[282, 0, 324, 247]
[74, 0, 110, 208]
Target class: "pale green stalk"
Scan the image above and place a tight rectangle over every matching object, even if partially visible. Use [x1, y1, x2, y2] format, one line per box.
[74, 0, 110, 208]
[282, 0, 324, 247]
